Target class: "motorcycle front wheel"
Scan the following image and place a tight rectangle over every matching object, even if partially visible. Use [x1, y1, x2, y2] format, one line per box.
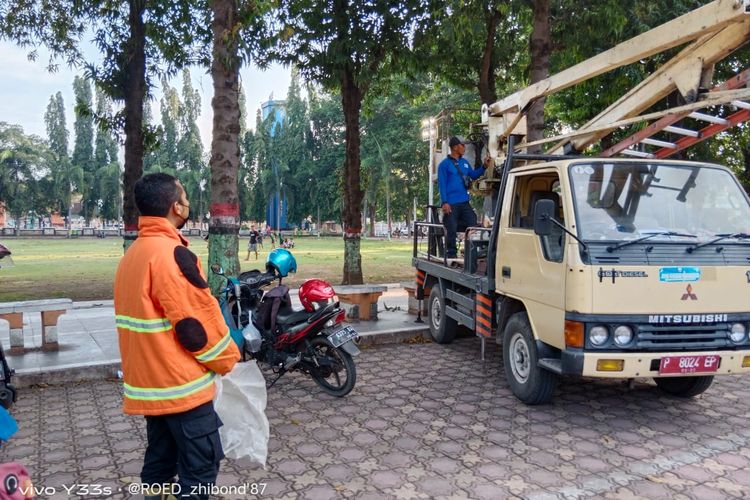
[308, 336, 356, 397]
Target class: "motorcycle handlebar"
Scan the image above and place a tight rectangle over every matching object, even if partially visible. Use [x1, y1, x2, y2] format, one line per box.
[241, 271, 277, 289]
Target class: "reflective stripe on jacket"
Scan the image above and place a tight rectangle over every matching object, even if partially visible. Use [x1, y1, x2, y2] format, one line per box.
[114, 216, 240, 415]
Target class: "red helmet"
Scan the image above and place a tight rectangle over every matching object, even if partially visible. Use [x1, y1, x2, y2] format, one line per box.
[299, 279, 335, 311]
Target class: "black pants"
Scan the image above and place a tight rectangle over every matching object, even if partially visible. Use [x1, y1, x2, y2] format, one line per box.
[141, 401, 223, 500]
[443, 201, 477, 258]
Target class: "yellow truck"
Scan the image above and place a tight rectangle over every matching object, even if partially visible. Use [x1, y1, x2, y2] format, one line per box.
[413, 0, 750, 404]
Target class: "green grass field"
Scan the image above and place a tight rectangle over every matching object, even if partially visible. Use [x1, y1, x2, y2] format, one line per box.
[0, 236, 416, 301]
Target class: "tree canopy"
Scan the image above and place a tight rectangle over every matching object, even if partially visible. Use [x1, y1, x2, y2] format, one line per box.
[4, 0, 750, 272]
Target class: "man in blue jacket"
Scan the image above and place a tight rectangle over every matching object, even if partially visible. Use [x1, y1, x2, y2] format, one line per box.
[438, 136, 490, 259]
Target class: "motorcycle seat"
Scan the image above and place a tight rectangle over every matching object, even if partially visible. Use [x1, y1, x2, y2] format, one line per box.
[275, 308, 314, 326]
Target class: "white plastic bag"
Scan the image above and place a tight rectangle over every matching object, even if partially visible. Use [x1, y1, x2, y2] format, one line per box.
[242, 321, 262, 352]
[214, 361, 269, 466]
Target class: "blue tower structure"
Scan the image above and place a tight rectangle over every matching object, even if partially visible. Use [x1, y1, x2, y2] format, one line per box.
[261, 99, 286, 132]
[262, 97, 288, 230]
[266, 193, 288, 232]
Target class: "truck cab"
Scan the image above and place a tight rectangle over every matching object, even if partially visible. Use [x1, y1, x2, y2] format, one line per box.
[414, 156, 750, 404]
[412, 0, 750, 404]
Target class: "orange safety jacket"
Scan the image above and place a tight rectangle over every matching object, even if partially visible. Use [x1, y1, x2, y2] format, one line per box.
[114, 216, 239, 415]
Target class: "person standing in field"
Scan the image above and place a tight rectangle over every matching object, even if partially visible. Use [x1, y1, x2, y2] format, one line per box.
[246, 225, 260, 261]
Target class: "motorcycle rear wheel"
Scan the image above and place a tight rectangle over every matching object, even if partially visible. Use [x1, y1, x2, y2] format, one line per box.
[308, 337, 356, 397]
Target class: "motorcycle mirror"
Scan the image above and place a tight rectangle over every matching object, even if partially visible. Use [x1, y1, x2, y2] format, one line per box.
[210, 264, 224, 275]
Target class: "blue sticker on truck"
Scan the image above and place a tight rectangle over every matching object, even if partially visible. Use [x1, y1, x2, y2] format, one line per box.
[659, 267, 701, 283]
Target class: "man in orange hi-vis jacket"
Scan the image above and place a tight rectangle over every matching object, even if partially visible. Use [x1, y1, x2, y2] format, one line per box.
[114, 173, 239, 499]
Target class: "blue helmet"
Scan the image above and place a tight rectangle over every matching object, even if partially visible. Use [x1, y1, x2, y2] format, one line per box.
[266, 248, 297, 277]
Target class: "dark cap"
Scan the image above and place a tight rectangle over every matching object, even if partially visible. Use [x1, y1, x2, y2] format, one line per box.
[449, 136, 465, 148]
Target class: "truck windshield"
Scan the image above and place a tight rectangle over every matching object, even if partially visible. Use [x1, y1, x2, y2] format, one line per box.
[569, 162, 750, 242]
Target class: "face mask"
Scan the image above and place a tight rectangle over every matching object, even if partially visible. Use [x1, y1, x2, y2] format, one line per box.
[176, 201, 189, 229]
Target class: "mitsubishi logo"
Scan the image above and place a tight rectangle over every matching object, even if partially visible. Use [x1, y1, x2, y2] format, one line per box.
[681, 284, 698, 301]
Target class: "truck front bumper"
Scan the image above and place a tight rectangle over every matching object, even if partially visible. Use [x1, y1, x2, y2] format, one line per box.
[557, 349, 750, 378]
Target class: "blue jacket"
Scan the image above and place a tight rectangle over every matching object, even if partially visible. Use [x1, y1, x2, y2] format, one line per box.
[438, 156, 485, 205]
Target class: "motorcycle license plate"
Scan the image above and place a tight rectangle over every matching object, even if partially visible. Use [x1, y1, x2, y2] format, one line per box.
[659, 355, 720, 374]
[328, 326, 358, 348]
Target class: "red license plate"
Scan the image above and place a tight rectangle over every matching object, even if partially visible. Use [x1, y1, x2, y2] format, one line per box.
[659, 355, 720, 374]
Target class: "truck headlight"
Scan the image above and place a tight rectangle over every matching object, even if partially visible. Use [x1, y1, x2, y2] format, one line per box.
[613, 325, 634, 346]
[730, 323, 746, 344]
[589, 325, 609, 346]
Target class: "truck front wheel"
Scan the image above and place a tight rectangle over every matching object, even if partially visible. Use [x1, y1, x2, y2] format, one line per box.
[428, 287, 457, 344]
[502, 312, 557, 405]
[654, 376, 713, 397]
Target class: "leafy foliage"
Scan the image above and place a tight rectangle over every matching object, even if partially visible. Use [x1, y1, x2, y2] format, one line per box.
[93, 86, 122, 221]
[0, 123, 52, 224]
[45, 93, 69, 160]
[361, 74, 436, 230]
[44, 91, 82, 225]
[1, 0, 214, 249]
[274, 0, 429, 283]
[545, 1, 702, 133]
[72, 76, 97, 222]
[5, 0, 750, 245]
[412, 0, 529, 105]
[305, 88, 345, 224]
[176, 68, 208, 225]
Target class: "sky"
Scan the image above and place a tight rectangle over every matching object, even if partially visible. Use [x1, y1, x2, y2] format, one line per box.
[0, 40, 292, 149]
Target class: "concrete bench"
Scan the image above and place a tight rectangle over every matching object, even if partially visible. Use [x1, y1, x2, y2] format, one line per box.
[0, 299, 73, 354]
[401, 281, 428, 316]
[336, 285, 387, 321]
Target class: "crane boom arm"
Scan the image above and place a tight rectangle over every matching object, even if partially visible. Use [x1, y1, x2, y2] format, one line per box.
[554, 17, 750, 153]
[485, 0, 750, 138]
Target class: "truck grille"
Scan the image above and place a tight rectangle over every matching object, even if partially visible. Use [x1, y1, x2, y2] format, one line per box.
[636, 324, 730, 351]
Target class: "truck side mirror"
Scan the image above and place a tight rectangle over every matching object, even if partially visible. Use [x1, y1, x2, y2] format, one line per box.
[533, 199, 555, 236]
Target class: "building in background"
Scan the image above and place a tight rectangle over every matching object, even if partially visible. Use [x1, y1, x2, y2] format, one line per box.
[261, 97, 286, 131]
[262, 96, 289, 230]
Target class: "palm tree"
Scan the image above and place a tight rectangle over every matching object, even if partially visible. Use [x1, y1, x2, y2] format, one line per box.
[177, 164, 207, 225]
[207, 0, 242, 294]
[52, 157, 84, 230]
[96, 161, 123, 222]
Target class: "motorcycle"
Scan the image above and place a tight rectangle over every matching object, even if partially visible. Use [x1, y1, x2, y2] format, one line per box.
[0, 243, 16, 408]
[212, 249, 359, 397]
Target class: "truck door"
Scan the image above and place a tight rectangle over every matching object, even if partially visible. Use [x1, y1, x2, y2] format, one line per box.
[496, 169, 567, 348]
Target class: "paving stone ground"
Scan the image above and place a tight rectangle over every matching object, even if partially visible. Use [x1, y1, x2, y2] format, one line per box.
[2, 338, 750, 499]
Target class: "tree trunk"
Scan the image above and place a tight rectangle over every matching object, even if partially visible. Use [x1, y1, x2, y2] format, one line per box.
[340, 68, 364, 285]
[208, 0, 241, 295]
[121, 0, 147, 252]
[385, 168, 391, 239]
[66, 186, 72, 232]
[527, 0, 550, 154]
[477, 8, 501, 105]
[368, 203, 376, 238]
[362, 197, 368, 236]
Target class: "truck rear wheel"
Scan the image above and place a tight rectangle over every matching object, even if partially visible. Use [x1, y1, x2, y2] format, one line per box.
[502, 312, 557, 405]
[428, 287, 457, 344]
[654, 376, 713, 397]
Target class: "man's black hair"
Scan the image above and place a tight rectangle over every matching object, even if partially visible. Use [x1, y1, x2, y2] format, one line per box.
[134, 173, 181, 217]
